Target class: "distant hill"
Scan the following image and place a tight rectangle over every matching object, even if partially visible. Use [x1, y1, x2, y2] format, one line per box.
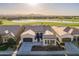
[0, 14, 79, 20]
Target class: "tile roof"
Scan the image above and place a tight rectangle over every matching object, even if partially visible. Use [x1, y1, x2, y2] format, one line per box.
[43, 30, 54, 35]
[0, 25, 20, 35]
[24, 25, 53, 33]
[71, 28, 79, 35]
[21, 29, 35, 36]
[52, 26, 79, 36]
[52, 26, 68, 36]
[43, 30, 56, 39]
[64, 27, 71, 32]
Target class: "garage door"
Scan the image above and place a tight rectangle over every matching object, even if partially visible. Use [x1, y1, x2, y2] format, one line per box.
[62, 38, 71, 42]
[23, 38, 32, 42]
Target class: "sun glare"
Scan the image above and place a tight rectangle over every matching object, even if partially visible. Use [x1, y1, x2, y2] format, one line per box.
[27, 2, 38, 6]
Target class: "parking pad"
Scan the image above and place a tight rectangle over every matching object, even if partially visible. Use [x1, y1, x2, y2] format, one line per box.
[19, 42, 42, 52]
[65, 42, 79, 55]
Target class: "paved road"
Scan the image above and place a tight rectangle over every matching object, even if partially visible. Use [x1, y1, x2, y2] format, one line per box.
[12, 19, 79, 24]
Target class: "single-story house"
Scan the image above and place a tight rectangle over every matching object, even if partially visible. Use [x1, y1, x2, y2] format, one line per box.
[21, 25, 57, 46]
[52, 26, 79, 42]
[23, 25, 53, 42]
[52, 26, 73, 42]
[64, 27, 79, 41]
[0, 30, 15, 43]
[0, 25, 22, 44]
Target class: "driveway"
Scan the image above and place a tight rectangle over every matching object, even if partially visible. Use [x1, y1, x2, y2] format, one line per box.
[17, 42, 65, 56]
[65, 42, 79, 55]
[19, 42, 32, 52]
[18, 42, 42, 52]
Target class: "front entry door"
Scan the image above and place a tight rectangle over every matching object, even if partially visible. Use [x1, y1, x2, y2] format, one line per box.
[37, 38, 40, 42]
[35, 32, 43, 42]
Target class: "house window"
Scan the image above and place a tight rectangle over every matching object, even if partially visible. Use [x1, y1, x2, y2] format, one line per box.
[51, 40, 55, 43]
[48, 40, 55, 45]
[48, 40, 49, 44]
[45, 40, 47, 44]
[5, 39, 7, 42]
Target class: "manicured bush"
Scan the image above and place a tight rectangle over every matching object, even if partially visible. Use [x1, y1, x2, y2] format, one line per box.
[7, 38, 16, 48]
[60, 42, 65, 46]
[0, 44, 8, 51]
[31, 45, 65, 51]
[7, 38, 16, 44]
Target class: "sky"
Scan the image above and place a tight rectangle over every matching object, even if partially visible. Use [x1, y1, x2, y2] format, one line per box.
[0, 3, 79, 16]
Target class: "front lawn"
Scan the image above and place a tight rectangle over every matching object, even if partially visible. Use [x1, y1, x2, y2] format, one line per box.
[31, 45, 65, 51]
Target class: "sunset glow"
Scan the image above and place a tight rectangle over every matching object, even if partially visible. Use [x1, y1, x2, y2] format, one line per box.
[0, 3, 79, 16]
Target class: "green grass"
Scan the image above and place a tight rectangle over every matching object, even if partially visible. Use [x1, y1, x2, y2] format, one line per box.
[1, 20, 79, 27]
[56, 19, 79, 22]
[33, 19, 79, 22]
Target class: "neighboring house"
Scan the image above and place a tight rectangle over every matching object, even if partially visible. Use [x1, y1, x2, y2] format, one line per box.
[0, 25, 22, 44]
[71, 28, 79, 41]
[64, 27, 79, 41]
[52, 26, 73, 42]
[52, 26, 79, 42]
[1, 30, 15, 43]
[21, 25, 57, 46]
